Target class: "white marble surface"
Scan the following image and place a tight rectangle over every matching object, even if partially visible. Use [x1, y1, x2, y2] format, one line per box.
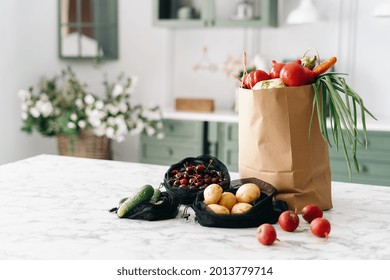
[1, 154, 390, 260]
[162, 109, 390, 131]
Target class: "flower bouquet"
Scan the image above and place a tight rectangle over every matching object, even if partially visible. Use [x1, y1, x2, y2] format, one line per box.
[19, 67, 164, 159]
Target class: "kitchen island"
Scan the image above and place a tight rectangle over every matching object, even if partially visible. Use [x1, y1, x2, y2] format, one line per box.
[1, 154, 389, 260]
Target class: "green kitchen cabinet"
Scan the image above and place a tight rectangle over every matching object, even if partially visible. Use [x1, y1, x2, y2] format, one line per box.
[139, 119, 206, 165]
[328, 131, 390, 186]
[215, 122, 239, 172]
[153, 0, 278, 28]
[206, 122, 238, 171]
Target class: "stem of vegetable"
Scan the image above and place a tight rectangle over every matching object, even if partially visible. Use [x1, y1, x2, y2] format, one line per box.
[312, 72, 377, 179]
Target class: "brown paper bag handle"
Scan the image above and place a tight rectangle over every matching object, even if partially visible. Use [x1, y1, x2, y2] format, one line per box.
[303, 48, 321, 67]
[241, 51, 249, 89]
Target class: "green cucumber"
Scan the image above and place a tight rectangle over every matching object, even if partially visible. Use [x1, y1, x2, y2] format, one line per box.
[117, 184, 155, 218]
[149, 188, 161, 204]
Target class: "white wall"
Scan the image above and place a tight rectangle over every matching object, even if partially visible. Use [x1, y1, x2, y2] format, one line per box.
[0, 0, 169, 164]
[1, 0, 389, 165]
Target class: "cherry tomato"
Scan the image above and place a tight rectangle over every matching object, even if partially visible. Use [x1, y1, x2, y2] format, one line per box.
[280, 60, 308, 87]
[269, 60, 286, 79]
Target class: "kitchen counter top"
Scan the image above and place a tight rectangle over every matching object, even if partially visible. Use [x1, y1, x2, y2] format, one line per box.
[163, 109, 239, 123]
[162, 109, 390, 131]
[1, 154, 390, 260]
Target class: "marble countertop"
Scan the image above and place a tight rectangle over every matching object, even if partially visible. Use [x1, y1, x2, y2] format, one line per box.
[1, 154, 390, 260]
[162, 109, 390, 131]
[163, 109, 239, 123]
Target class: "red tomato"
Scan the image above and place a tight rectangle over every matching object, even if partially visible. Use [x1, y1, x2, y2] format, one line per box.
[301, 204, 323, 223]
[304, 66, 315, 84]
[269, 60, 286, 79]
[247, 70, 270, 88]
[256, 224, 277, 246]
[310, 218, 331, 239]
[278, 210, 300, 232]
[280, 60, 308, 87]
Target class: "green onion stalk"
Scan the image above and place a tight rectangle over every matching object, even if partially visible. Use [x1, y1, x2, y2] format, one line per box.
[310, 73, 377, 179]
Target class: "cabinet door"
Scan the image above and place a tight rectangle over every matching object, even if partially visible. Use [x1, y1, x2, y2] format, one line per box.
[153, 0, 209, 28]
[211, 0, 278, 27]
[139, 119, 205, 165]
[217, 122, 239, 172]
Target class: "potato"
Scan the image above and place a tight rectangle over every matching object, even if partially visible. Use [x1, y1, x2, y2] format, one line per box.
[218, 192, 237, 210]
[207, 204, 230, 215]
[231, 202, 253, 214]
[203, 184, 223, 205]
[235, 183, 261, 203]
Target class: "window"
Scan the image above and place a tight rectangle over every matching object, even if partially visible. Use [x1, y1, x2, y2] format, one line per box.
[58, 0, 118, 60]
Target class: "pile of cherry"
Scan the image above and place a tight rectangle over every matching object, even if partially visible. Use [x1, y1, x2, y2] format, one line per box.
[167, 162, 228, 190]
[256, 204, 332, 246]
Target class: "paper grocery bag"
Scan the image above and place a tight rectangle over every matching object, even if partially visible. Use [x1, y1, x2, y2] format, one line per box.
[238, 85, 332, 212]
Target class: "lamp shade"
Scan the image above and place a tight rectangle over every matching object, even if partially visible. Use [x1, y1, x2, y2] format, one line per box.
[373, 0, 390, 17]
[286, 0, 323, 25]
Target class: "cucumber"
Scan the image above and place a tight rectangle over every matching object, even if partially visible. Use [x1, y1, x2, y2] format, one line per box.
[149, 188, 161, 204]
[118, 197, 128, 207]
[117, 184, 155, 218]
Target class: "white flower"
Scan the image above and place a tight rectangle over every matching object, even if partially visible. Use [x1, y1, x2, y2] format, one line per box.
[118, 102, 128, 113]
[94, 126, 105, 137]
[87, 109, 105, 128]
[70, 113, 77, 121]
[106, 127, 115, 138]
[75, 98, 83, 108]
[95, 100, 104, 110]
[130, 120, 144, 135]
[112, 84, 124, 98]
[40, 93, 49, 101]
[146, 126, 156, 136]
[21, 112, 28, 120]
[84, 94, 95, 105]
[35, 100, 53, 117]
[107, 117, 115, 126]
[106, 104, 119, 115]
[78, 120, 86, 128]
[18, 90, 31, 101]
[67, 122, 76, 129]
[29, 107, 40, 118]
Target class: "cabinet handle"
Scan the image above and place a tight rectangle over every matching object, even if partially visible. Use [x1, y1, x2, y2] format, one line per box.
[168, 124, 175, 132]
[361, 164, 368, 173]
[168, 148, 174, 156]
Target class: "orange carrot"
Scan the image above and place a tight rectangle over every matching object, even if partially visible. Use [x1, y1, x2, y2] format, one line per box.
[312, 56, 337, 77]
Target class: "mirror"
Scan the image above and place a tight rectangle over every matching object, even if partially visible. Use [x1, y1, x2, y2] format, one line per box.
[58, 0, 118, 60]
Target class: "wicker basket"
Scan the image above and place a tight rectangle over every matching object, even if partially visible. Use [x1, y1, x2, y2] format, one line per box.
[57, 130, 112, 160]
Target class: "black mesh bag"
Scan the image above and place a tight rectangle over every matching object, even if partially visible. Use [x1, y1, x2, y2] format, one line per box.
[109, 191, 179, 221]
[163, 155, 231, 205]
[191, 177, 288, 228]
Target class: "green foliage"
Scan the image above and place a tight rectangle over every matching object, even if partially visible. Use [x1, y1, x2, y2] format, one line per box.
[18, 67, 164, 142]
